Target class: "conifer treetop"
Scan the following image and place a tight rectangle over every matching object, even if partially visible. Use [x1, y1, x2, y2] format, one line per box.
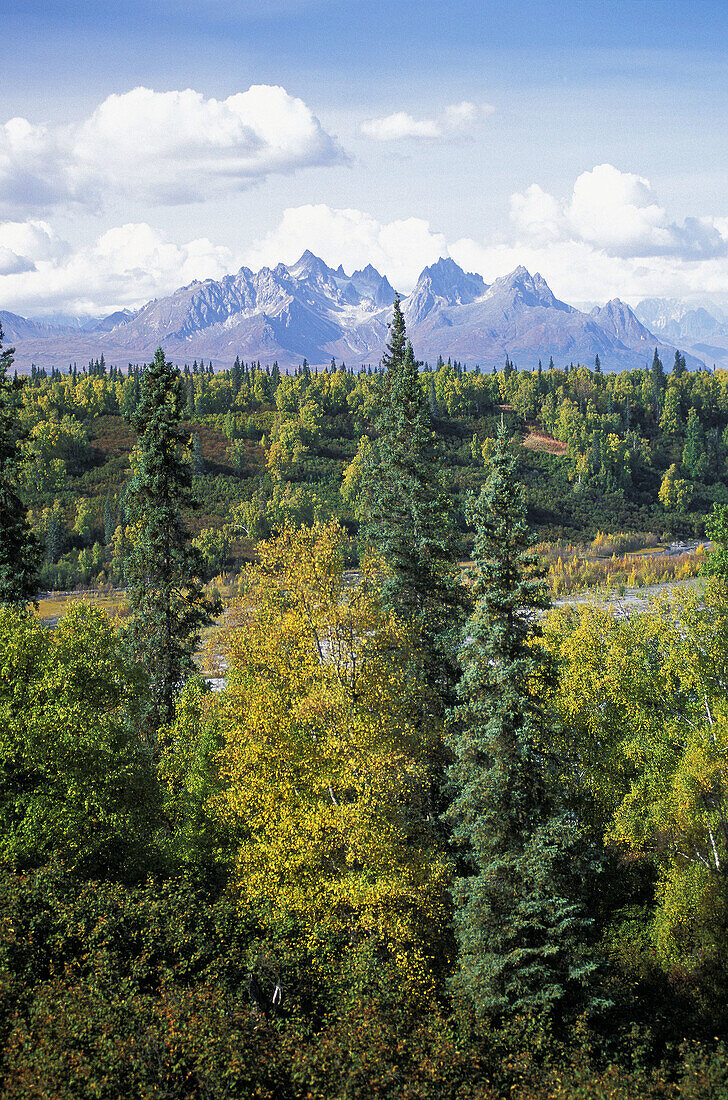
[445, 420, 602, 1024]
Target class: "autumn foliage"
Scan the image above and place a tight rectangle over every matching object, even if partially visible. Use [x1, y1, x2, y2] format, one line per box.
[4, 323, 728, 1094]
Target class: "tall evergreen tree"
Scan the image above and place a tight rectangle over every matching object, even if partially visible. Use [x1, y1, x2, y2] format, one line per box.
[124, 348, 220, 734]
[673, 349, 687, 377]
[190, 432, 205, 476]
[428, 373, 439, 418]
[683, 406, 708, 480]
[0, 326, 40, 604]
[231, 356, 242, 398]
[651, 348, 665, 417]
[361, 298, 464, 720]
[444, 421, 600, 1024]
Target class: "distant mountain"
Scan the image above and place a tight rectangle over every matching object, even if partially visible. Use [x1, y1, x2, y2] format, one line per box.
[406, 257, 488, 325]
[85, 308, 137, 333]
[633, 297, 728, 367]
[590, 299, 659, 349]
[0, 310, 74, 342]
[404, 267, 690, 371]
[1, 254, 698, 373]
[635, 297, 728, 342]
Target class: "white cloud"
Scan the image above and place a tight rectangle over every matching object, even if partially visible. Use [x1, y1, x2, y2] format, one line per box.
[8, 163, 728, 320]
[243, 204, 448, 291]
[448, 236, 646, 304]
[511, 164, 728, 260]
[509, 184, 563, 245]
[0, 85, 344, 215]
[240, 177, 728, 307]
[0, 221, 239, 317]
[0, 119, 79, 215]
[444, 101, 495, 129]
[0, 220, 68, 263]
[361, 112, 441, 141]
[0, 219, 70, 278]
[360, 101, 494, 142]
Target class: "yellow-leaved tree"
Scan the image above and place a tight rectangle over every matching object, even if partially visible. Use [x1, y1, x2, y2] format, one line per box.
[208, 522, 450, 992]
[544, 584, 728, 984]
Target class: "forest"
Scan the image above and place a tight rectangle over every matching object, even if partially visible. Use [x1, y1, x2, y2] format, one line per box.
[11, 321, 728, 596]
[1, 301, 728, 1098]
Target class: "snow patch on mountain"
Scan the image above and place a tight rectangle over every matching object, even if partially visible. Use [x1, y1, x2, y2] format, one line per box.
[2, 253, 700, 373]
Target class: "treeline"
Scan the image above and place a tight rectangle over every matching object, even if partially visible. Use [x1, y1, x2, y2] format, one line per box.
[1, 309, 728, 1096]
[11, 334, 728, 593]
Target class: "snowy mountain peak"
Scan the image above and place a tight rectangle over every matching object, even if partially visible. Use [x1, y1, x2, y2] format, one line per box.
[487, 266, 567, 312]
[290, 249, 332, 280]
[348, 264, 396, 307]
[405, 257, 487, 325]
[417, 256, 487, 301]
[3, 254, 702, 373]
[590, 298, 657, 346]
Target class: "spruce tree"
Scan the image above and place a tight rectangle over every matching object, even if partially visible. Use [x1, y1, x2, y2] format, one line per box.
[445, 421, 600, 1024]
[683, 406, 708, 480]
[361, 297, 464, 719]
[0, 326, 40, 604]
[651, 348, 665, 417]
[191, 432, 205, 476]
[124, 348, 220, 734]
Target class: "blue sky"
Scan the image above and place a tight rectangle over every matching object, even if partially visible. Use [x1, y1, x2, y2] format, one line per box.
[1, 0, 727, 315]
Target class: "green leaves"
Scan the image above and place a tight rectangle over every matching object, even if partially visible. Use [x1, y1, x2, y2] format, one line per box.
[361, 304, 464, 722]
[545, 583, 728, 982]
[445, 422, 601, 1024]
[124, 348, 221, 732]
[0, 603, 158, 878]
[208, 523, 451, 992]
[0, 325, 40, 605]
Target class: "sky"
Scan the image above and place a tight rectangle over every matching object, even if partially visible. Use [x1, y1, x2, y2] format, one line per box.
[1, 0, 728, 318]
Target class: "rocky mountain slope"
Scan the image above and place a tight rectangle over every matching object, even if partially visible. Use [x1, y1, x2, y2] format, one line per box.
[634, 297, 728, 368]
[2, 253, 698, 373]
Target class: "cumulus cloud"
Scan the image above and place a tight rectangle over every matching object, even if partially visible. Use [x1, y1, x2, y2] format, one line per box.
[0, 219, 70, 279]
[8, 162, 728, 319]
[0, 119, 79, 214]
[509, 184, 563, 245]
[0, 220, 69, 263]
[0, 220, 239, 317]
[0, 85, 343, 215]
[241, 176, 728, 306]
[360, 101, 494, 142]
[243, 203, 448, 291]
[511, 164, 728, 260]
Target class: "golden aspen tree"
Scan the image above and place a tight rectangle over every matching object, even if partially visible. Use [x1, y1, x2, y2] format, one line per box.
[212, 523, 450, 991]
[545, 586, 728, 980]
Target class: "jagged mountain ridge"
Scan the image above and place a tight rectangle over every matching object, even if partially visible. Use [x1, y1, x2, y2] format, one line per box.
[0, 310, 79, 342]
[2, 253, 697, 372]
[635, 297, 728, 341]
[590, 299, 660, 348]
[634, 297, 728, 367]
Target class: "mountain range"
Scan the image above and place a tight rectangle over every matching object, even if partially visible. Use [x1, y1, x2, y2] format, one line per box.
[633, 297, 728, 368]
[0, 253, 705, 373]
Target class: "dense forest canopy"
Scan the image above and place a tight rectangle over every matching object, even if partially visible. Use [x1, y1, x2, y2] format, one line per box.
[1, 318, 728, 1096]
[8, 341, 728, 592]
